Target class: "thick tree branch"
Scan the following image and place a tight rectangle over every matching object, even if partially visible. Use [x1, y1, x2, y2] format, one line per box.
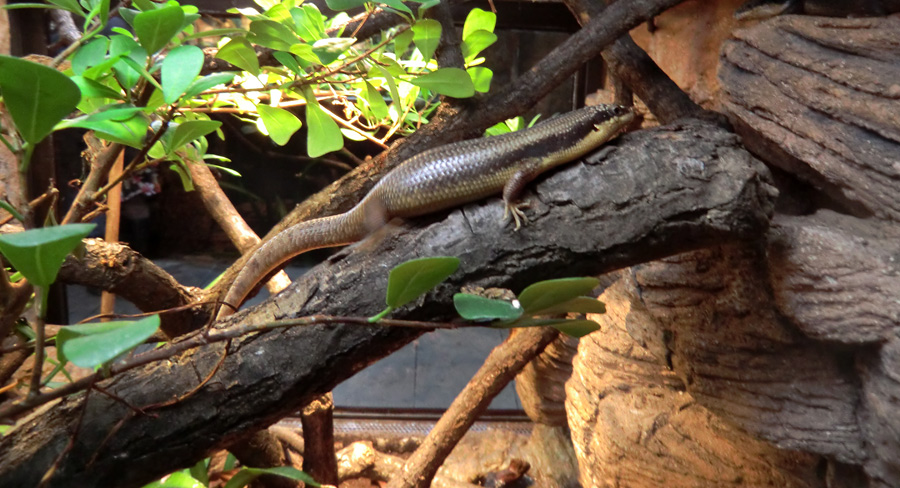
[210, 0, 690, 300]
[0, 120, 774, 488]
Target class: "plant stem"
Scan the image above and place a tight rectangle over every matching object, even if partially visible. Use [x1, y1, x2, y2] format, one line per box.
[28, 286, 49, 398]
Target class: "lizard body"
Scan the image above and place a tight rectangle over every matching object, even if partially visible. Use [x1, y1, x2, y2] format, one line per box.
[217, 104, 633, 318]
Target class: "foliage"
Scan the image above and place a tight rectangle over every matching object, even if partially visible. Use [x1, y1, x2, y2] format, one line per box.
[369, 256, 460, 321]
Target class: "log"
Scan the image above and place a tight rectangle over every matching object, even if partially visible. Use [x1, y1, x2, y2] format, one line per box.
[0, 120, 774, 488]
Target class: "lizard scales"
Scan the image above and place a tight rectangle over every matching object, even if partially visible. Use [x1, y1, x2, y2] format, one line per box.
[218, 104, 634, 318]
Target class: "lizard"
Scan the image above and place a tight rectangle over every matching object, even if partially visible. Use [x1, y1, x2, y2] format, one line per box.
[217, 104, 634, 319]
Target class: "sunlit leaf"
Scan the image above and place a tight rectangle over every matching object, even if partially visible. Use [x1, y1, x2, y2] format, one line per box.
[223, 466, 319, 488]
[408, 68, 475, 98]
[380, 0, 412, 17]
[108, 35, 148, 89]
[216, 37, 260, 76]
[183, 72, 237, 99]
[71, 36, 109, 75]
[453, 293, 522, 322]
[70, 75, 124, 101]
[0, 56, 81, 146]
[133, 5, 184, 54]
[288, 43, 322, 66]
[0, 224, 95, 287]
[467, 66, 492, 93]
[461, 29, 497, 64]
[304, 101, 342, 157]
[517, 277, 600, 315]
[258, 104, 301, 146]
[292, 4, 326, 42]
[324, 0, 367, 10]
[462, 7, 496, 40]
[272, 51, 303, 76]
[311, 37, 355, 65]
[48, 0, 84, 14]
[362, 81, 389, 120]
[248, 19, 299, 51]
[56, 315, 160, 368]
[393, 28, 413, 56]
[162, 44, 204, 104]
[411, 19, 441, 62]
[60, 108, 150, 148]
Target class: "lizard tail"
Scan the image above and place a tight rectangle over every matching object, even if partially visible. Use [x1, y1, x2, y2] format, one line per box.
[217, 208, 369, 319]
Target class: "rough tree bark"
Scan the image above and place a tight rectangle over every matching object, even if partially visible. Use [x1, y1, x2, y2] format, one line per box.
[565, 13, 900, 488]
[0, 119, 774, 487]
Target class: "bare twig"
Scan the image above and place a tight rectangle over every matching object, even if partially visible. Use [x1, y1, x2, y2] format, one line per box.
[386, 327, 559, 488]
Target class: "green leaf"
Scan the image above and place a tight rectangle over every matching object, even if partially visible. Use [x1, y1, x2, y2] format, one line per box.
[258, 104, 301, 146]
[61, 108, 150, 148]
[272, 51, 303, 76]
[0, 224, 95, 287]
[292, 4, 326, 42]
[0, 56, 81, 146]
[119, 56, 163, 92]
[169, 120, 222, 153]
[189, 458, 210, 487]
[288, 43, 322, 66]
[0, 200, 25, 222]
[393, 27, 413, 56]
[461, 29, 497, 64]
[408, 68, 474, 98]
[183, 27, 247, 40]
[183, 72, 236, 99]
[162, 44, 204, 104]
[108, 35, 148, 89]
[518, 277, 600, 315]
[133, 5, 184, 54]
[248, 19, 299, 51]
[224, 466, 319, 488]
[340, 128, 367, 141]
[49, 0, 84, 14]
[453, 293, 522, 322]
[324, 0, 367, 10]
[467, 67, 491, 93]
[385, 256, 459, 309]
[533, 296, 606, 316]
[70, 75, 124, 101]
[373, 65, 401, 109]
[462, 7, 496, 40]
[71, 36, 109, 75]
[411, 19, 441, 61]
[552, 319, 601, 338]
[169, 159, 194, 191]
[379, 0, 412, 17]
[311, 37, 355, 65]
[142, 470, 206, 488]
[362, 81, 389, 120]
[56, 315, 160, 368]
[216, 37, 260, 76]
[304, 101, 342, 157]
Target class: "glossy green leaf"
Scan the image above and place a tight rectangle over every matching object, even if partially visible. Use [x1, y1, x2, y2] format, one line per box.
[68, 110, 150, 148]
[385, 256, 459, 309]
[292, 4, 326, 42]
[169, 120, 222, 153]
[324, 0, 367, 10]
[393, 28, 413, 56]
[533, 296, 606, 316]
[162, 44, 204, 104]
[183, 72, 236, 99]
[408, 68, 475, 98]
[380, 0, 412, 16]
[272, 51, 303, 76]
[0, 56, 81, 146]
[131, 0, 155, 12]
[518, 277, 600, 315]
[467, 66, 492, 93]
[0, 224, 95, 287]
[99, 0, 110, 25]
[248, 19, 299, 51]
[340, 128, 367, 141]
[258, 104, 301, 146]
[223, 466, 319, 488]
[461, 29, 497, 63]
[119, 56, 163, 92]
[289, 43, 322, 66]
[462, 7, 496, 40]
[189, 458, 210, 487]
[143, 470, 205, 488]
[70, 75, 124, 101]
[133, 5, 184, 54]
[552, 319, 601, 338]
[169, 159, 194, 191]
[216, 37, 260, 76]
[71, 36, 109, 75]
[183, 27, 247, 40]
[453, 293, 522, 322]
[304, 101, 342, 157]
[48, 0, 84, 14]
[363, 81, 389, 120]
[411, 19, 441, 61]
[311, 37, 355, 65]
[56, 315, 160, 368]
[108, 35, 148, 89]
[374, 65, 402, 110]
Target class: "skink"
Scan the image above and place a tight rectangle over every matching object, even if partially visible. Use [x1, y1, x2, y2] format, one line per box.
[218, 104, 634, 318]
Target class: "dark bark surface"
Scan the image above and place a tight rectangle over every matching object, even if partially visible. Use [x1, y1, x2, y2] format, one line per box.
[0, 120, 774, 488]
[719, 15, 900, 221]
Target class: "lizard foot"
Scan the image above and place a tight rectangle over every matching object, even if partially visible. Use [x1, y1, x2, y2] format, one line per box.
[502, 201, 530, 231]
